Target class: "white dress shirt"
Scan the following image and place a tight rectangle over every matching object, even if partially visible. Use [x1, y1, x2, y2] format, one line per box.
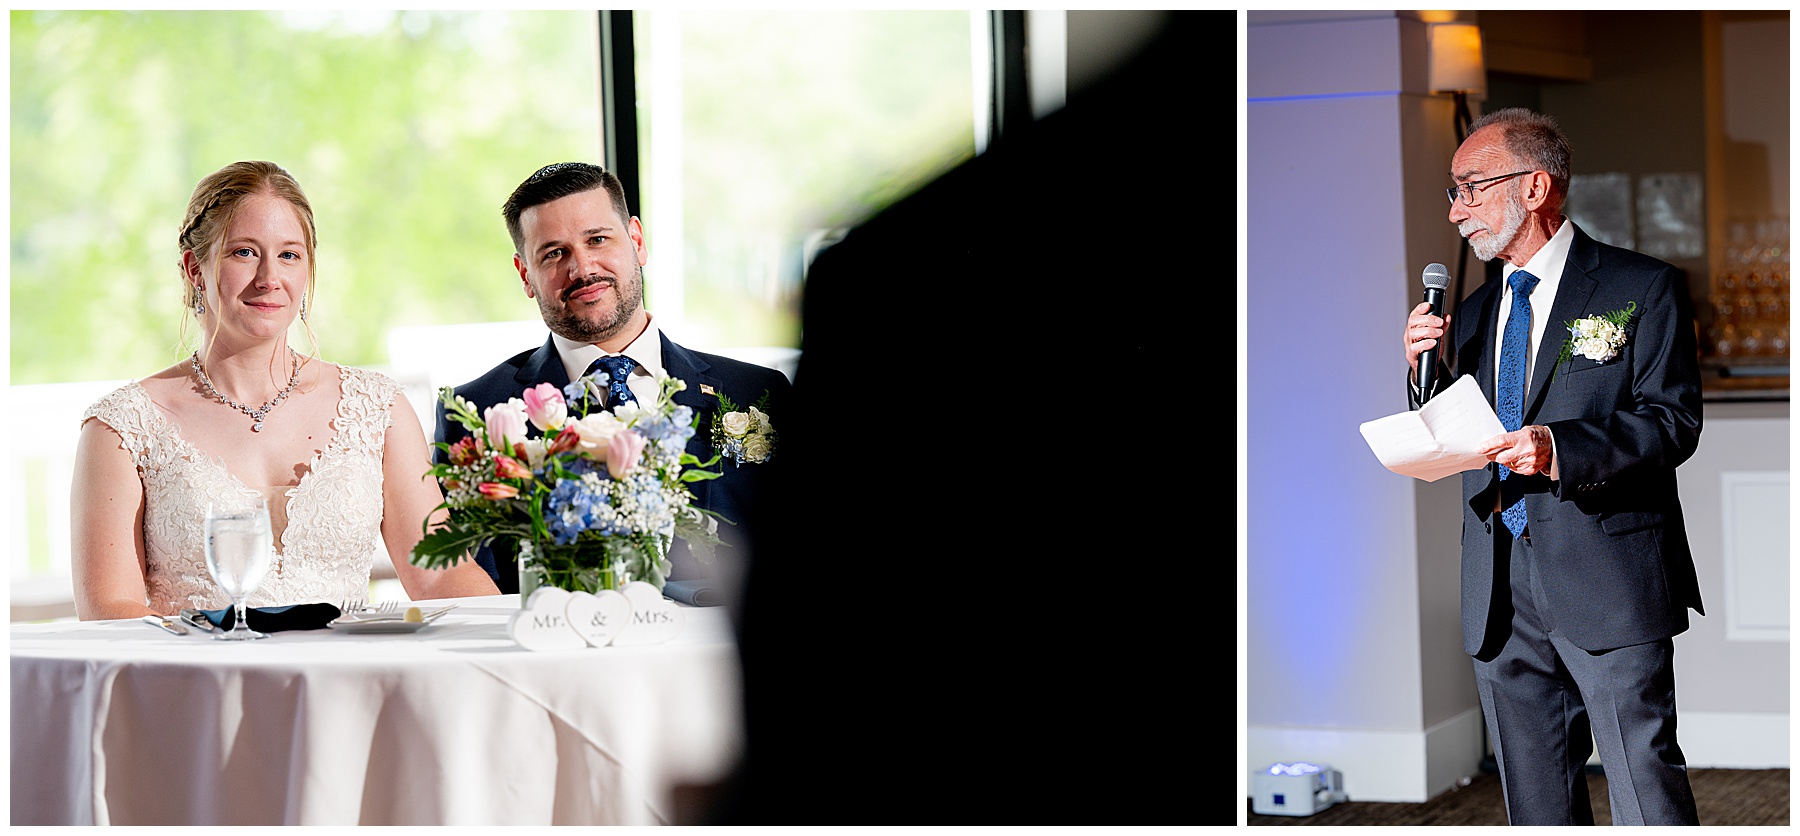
[550, 314, 667, 405]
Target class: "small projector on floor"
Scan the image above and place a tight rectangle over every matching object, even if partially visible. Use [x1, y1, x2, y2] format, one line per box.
[1252, 761, 1346, 816]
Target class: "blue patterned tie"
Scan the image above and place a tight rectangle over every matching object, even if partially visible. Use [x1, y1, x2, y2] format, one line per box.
[585, 355, 640, 410]
[1498, 270, 1539, 538]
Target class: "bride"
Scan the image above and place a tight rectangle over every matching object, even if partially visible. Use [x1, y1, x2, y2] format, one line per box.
[71, 160, 498, 620]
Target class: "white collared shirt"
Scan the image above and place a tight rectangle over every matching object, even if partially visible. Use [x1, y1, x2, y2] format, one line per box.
[550, 314, 666, 405]
[1494, 217, 1574, 395]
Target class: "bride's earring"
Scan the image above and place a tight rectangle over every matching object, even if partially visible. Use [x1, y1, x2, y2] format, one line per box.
[193, 289, 205, 316]
[299, 297, 308, 322]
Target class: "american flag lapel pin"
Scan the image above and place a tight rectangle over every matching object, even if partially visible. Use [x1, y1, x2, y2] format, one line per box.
[700, 384, 716, 396]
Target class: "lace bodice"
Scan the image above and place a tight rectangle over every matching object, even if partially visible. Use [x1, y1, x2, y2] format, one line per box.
[82, 366, 401, 612]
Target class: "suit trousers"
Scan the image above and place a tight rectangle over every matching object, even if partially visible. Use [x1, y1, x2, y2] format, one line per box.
[1471, 528, 1699, 826]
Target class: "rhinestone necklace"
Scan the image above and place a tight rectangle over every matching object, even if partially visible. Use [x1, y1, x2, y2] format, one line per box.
[192, 349, 301, 432]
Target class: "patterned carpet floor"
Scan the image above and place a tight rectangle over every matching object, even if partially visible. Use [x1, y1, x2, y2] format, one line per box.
[1247, 768, 1788, 826]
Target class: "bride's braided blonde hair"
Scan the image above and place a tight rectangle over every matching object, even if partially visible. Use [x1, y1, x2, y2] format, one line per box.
[177, 161, 320, 358]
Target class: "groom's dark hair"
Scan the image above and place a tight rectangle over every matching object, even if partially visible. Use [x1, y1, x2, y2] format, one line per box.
[502, 162, 632, 253]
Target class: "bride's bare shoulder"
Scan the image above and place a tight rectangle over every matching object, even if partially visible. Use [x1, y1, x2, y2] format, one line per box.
[134, 361, 202, 397]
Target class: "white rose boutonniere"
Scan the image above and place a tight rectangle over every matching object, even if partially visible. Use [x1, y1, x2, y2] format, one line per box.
[1558, 301, 1636, 367]
[710, 391, 777, 465]
[720, 411, 752, 438]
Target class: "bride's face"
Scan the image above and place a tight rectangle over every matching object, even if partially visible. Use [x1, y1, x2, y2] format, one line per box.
[192, 192, 310, 345]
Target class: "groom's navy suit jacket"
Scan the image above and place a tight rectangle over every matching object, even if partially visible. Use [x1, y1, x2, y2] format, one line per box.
[1420, 222, 1704, 656]
[435, 331, 792, 593]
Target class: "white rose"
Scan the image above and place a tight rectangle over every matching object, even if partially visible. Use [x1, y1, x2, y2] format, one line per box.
[721, 411, 752, 438]
[1575, 335, 1615, 362]
[566, 412, 625, 457]
[743, 435, 773, 462]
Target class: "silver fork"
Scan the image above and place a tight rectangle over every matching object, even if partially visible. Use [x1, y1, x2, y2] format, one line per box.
[335, 600, 394, 619]
[346, 601, 407, 621]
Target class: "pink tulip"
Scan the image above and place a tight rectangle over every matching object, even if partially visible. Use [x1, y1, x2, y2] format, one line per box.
[521, 383, 568, 431]
[477, 482, 519, 500]
[484, 400, 529, 449]
[605, 429, 647, 479]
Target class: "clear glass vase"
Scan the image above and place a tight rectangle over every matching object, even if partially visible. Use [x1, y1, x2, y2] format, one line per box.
[517, 538, 619, 607]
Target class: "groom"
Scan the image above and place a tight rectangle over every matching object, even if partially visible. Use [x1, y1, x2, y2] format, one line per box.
[436, 162, 792, 594]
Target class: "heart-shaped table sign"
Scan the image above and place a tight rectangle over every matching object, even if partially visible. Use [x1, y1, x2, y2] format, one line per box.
[611, 581, 685, 646]
[564, 589, 632, 647]
[509, 587, 587, 651]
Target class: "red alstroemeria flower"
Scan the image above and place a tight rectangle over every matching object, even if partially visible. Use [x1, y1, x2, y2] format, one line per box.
[476, 482, 519, 500]
[448, 436, 483, 467]
[494, 455, 533, 480]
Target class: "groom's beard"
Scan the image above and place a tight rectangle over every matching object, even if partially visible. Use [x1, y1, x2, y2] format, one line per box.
[539, 263, 645, 344]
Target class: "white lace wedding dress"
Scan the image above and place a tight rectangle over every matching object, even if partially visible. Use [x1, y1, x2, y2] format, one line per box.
[82, 365, 401, 613]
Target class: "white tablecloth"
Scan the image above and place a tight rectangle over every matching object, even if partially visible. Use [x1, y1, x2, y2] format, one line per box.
[10, 595, 742, 825]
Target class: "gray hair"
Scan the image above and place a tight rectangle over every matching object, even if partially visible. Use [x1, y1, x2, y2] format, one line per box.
[1467, 107, 1572, 197]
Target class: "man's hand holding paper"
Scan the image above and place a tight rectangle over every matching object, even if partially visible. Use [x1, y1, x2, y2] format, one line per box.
[1480, 424, 1555, 476]
[1359, 375, 1507, 482]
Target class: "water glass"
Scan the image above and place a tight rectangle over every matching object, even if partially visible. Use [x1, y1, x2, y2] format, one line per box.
[205, 498, 273, 641]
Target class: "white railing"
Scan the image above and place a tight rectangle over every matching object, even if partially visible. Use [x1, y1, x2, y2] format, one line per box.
[10, 379, 122, 620]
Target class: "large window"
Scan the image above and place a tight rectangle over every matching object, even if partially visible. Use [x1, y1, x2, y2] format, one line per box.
[628, 10, 979, 354]
[11, 10, 603, 385]
[12, 10, 986, 388]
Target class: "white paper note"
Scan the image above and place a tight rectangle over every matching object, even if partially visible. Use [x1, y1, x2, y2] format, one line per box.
[1359, 375, 1507, 482]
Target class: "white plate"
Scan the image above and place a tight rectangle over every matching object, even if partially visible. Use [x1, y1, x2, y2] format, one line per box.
[328, 618, 430, 634]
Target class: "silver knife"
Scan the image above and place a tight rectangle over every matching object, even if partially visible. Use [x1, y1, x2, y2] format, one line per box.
[142, 614, 190, 636]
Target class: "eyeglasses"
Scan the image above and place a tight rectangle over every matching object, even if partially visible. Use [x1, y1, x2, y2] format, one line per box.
[1446, 171, 1533, 206]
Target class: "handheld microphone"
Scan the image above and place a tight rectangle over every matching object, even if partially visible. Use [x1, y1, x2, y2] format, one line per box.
[1418, 262, 1451, 402]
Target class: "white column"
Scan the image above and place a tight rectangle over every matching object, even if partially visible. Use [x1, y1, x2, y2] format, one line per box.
[1244, 10, 1480, 803]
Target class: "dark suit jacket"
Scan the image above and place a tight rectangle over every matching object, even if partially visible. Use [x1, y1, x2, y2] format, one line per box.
[434, 330, 792, 592]
[1420, 222, 1705, 656]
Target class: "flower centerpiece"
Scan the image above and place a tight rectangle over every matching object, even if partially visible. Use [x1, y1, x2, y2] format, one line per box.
[411, 369, 724, 597]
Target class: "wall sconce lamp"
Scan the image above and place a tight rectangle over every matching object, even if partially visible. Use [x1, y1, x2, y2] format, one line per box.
[1429, 20, 1486, 356]
[1430, 22, 1486, 95]
[1429, 21, 1485, 141]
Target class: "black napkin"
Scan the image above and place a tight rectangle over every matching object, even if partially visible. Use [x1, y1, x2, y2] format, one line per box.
[199, 603, 342, 632]
[661, 579, 723, 607]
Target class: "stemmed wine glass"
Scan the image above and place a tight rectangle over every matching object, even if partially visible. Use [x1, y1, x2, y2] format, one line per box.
[205, 497, 273, 641]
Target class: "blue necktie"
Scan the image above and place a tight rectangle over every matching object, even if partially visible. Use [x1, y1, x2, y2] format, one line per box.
[585, 355, 640, 410]
[1498, 270, 1539, 539]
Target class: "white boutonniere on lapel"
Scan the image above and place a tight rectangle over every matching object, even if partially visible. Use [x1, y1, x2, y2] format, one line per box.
[709, 390, 777, 465]
[1557, 301, 1636, 368]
